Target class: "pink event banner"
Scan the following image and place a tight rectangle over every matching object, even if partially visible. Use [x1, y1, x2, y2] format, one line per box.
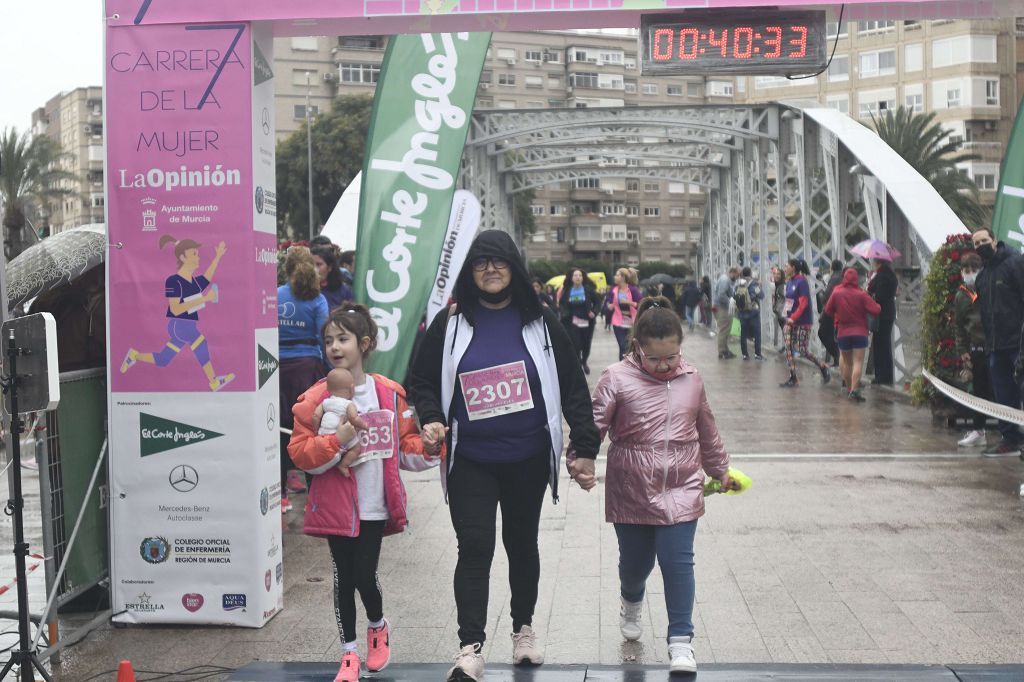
[107, 22, 257, 392]
[105, 0, 995, 29]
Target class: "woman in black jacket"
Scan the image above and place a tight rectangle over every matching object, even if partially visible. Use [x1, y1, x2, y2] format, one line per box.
[867, 259, 898, 385]
[556, 267, 602, 374]
[408, 230, 600, 682]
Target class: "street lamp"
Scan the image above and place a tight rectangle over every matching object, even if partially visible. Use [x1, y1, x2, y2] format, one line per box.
[306, 71, 315, 241]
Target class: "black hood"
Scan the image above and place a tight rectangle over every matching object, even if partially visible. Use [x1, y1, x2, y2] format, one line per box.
[453, 229, 541, 325]
[991, 241, 1017, 266]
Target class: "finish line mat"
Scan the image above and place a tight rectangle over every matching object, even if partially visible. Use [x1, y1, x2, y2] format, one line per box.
[228, 662, 1024, 681]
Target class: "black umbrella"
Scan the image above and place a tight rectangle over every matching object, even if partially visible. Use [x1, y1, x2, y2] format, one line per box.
[5, 225, 106, 310]
[644, 273, 676, 286]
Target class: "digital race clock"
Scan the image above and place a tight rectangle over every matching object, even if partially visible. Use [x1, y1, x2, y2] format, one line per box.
[640, 10, 828, 76]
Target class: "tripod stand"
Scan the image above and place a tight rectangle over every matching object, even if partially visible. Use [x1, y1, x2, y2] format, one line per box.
[0, 331, 53, 682]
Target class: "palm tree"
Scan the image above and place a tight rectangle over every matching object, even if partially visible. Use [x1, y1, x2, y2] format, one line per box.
[0, 127, 75, 260]
[869, 106, 989, 228]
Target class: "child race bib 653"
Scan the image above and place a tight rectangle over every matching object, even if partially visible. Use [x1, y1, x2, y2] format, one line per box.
[458, 361, 534, 421]
[349, 409, 395, 466]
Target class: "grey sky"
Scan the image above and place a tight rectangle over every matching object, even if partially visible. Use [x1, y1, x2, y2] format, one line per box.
[0, 6, 629, 134]
[1, 1, 104, 132]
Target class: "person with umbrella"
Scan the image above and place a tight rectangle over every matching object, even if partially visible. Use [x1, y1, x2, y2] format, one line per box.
[851, 240, 900, 386]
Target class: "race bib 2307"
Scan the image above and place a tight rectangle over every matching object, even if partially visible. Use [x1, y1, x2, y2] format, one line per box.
[458, 361, 534, 421]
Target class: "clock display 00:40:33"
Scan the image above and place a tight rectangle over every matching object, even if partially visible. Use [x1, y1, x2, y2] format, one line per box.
[639, 10, 827, 75]
[650, 25, 809, 61]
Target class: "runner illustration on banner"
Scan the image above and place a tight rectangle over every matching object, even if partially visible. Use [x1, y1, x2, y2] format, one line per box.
[119, 234, 236, 392]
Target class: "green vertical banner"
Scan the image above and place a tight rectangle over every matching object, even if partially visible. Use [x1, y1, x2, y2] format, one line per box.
[991, 103, 1024, 249]
[355, 32, 491, 378]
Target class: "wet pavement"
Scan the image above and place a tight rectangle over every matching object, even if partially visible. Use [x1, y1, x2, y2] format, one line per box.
[2, 324, 1022, 680]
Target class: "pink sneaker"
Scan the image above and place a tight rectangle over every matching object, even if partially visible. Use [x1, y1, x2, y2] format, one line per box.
[366, 618, 391, 672]
[334, 650, 360, 682]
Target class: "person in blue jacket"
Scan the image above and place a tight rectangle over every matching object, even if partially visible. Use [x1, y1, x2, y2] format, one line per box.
[278, 246, 329, 509]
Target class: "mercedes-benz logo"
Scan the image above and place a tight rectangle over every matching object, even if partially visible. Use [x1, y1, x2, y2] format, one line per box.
[267, 404, 276, 431]
[261, 108, 271, 136]
[169, 465, 199, 493]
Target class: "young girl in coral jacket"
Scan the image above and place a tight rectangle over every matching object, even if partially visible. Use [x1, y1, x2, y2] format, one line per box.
[287, 304, 439, 682]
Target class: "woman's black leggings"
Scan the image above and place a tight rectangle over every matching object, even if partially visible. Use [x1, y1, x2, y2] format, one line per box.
[327, 521, 386, 643]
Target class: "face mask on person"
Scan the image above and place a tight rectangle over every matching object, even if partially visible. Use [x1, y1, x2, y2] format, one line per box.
[962, 272, 977, 287]
[976, 243, 995, 261]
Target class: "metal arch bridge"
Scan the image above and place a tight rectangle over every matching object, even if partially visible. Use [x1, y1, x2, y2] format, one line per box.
[461, 102, 968, 382]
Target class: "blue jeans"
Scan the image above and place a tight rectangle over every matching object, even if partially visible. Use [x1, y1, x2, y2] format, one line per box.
[684, 306, 697, 330]
[615, 520, 697, 640]
[613, 325, 631, 361]
[988, 349, 1023, 444]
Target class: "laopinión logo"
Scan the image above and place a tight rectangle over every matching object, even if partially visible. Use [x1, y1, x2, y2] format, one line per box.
[140, 536, 170, 564]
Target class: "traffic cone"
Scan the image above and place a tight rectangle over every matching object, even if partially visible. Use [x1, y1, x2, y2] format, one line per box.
[116, 659, 136, 682]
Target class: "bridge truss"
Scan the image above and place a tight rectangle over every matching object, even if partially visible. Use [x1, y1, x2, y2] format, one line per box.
[463, 103, 965, 382]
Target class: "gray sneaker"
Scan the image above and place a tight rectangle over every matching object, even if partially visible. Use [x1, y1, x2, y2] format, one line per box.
[511, 625, 544, 665]
[668, 635, 697, 673]
[619, 597, 643, 641]
[447, 643, 485, 681]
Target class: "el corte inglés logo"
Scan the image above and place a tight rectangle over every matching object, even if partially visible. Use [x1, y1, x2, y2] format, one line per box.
[140, 413, 224, 457]
[258, 345, 279, 388]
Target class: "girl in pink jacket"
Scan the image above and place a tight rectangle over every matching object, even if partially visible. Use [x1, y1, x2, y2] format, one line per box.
[578, 296, 734, 674]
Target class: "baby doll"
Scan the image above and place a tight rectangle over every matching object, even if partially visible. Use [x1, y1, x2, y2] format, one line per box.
[318, 368, 369, 477]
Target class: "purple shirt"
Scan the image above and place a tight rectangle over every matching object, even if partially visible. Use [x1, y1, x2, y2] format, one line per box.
[451, 304, 549, 463]
[165, 274, 210, 320]
[784, 275, 814, 327]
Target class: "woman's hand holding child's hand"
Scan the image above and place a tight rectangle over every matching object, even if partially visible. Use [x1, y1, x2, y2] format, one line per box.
[568, 458, 597, 491]
[421, 422, 449, 459]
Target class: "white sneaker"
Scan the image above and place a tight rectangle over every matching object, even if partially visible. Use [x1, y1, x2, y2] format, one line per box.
[958, 430, 985, 447]
[619, 597, 643, 641]
[668, 635, 697, 673]
[446, 643, 485, 681]
[511, 624, 544, 665]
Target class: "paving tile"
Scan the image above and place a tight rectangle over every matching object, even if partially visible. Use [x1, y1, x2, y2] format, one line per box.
[28, 332, 1024, 677]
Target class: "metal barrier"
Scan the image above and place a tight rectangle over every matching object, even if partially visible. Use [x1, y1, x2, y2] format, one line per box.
[36, 369, 109, 644]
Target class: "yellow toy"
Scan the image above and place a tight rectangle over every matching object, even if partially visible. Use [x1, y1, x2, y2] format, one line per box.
[703, 467, 753, 496]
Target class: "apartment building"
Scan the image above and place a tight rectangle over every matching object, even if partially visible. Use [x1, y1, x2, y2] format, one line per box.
[30, 87, 105, 235]
[737, 19, 1020, 202]
[273, 31, 712, 267]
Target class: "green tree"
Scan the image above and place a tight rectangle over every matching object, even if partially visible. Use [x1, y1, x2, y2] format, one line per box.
[275, 94, 374, 241]
[869, 107, 988, 228]
[513, 187, 537, 238]
[0, 127, 75, 260]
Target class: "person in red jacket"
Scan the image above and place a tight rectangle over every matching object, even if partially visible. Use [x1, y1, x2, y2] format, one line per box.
[824, 268, 881, 401]
[287, 304, 439, 682]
